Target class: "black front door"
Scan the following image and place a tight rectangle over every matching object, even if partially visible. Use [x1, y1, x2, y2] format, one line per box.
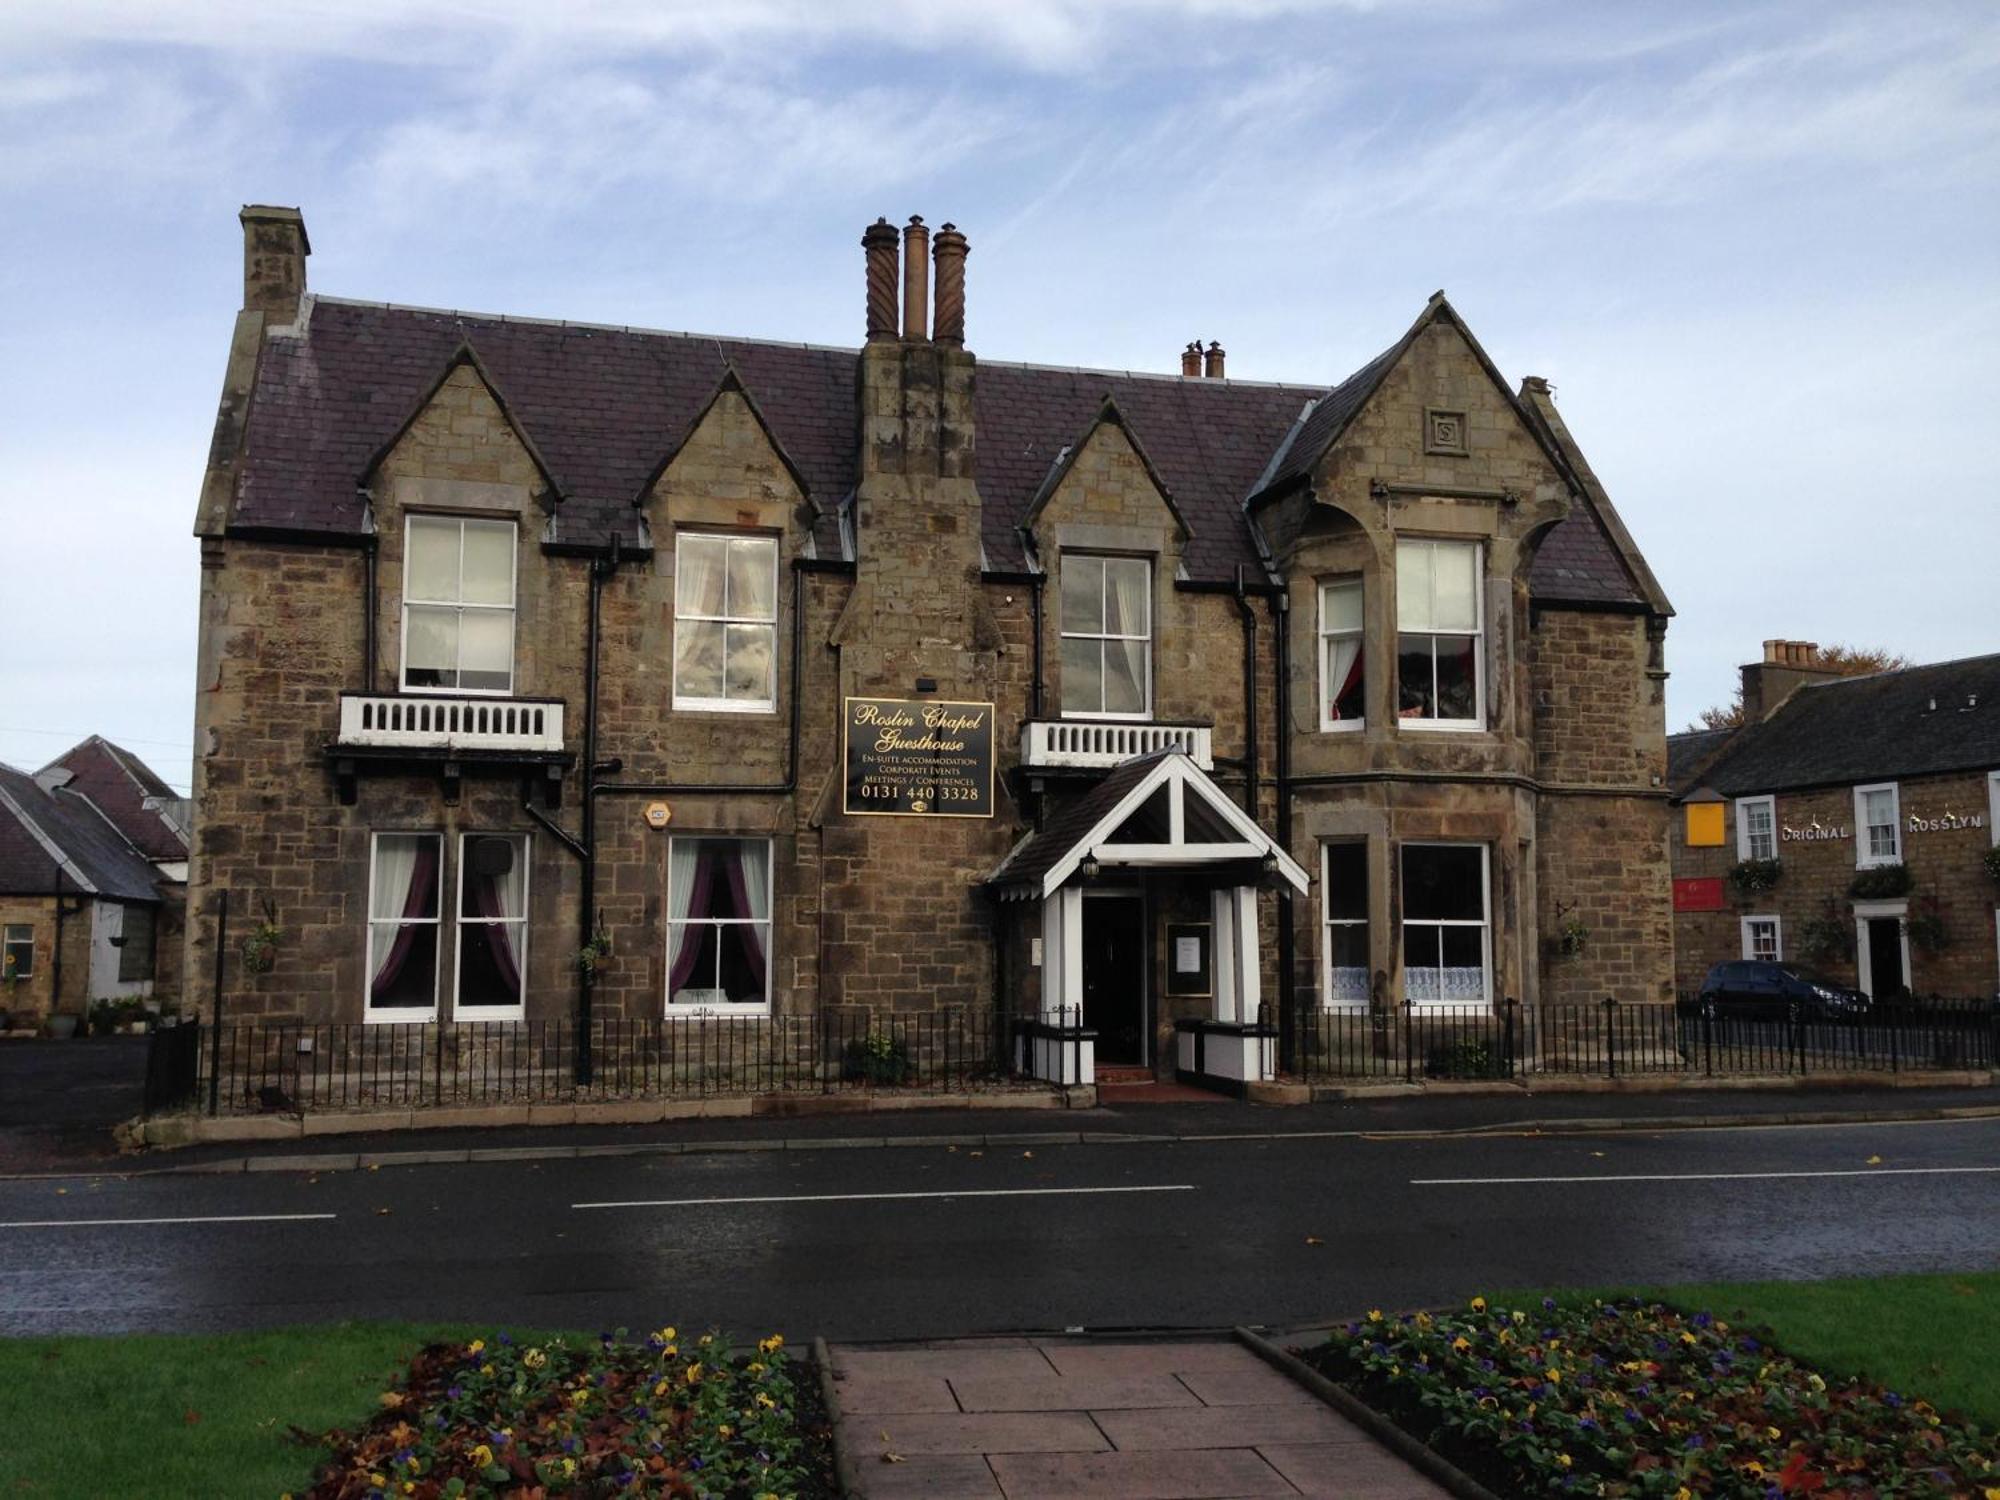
[1082, 895, 1147, 1066]
[1866, 917, 1905, 998]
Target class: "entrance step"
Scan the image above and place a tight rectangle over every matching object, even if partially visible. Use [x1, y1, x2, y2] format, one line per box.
[1095, 1066, 1156, 1086]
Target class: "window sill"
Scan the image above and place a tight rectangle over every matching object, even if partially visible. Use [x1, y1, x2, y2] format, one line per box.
[1395, 719, 1486, 734]
[665, 1006, 772, 1020]
[364, 1010, 439, 1025]
[397, 684, 520, 699]
[1318, 721, 1366, 734]
[1058, 710, 1154, 723]
[672, 700, 778, 717]
[453, 1009, 527, 1024]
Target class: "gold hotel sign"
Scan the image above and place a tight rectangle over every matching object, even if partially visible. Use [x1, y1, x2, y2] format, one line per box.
[842, 697, 995, 818]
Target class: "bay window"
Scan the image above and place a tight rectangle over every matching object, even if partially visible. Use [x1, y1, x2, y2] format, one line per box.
[1322, 842, 1369, 1009]
[666, 837, 774, 1013]
[367, 833, 442, 1018]
[674, 533, 778, 712]
[456, 834, 529, 1018]
[402, 516, 517, 693]
[1854, 783, 1901, 867]
[1395, 539, 1482, 728]
[1318, 579, 1365, 730]
[1060, 555, 1151, 718]
[1401, 843, 1489, 1006]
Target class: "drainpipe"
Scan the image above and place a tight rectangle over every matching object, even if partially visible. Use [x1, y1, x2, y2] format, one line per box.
[572, 535, 621, 1083]
[358, 487, 378, 694]
[51, 864, 65, 1018]
[1231, 567, 1259, 824]
[1269, 587, 1296, 1070]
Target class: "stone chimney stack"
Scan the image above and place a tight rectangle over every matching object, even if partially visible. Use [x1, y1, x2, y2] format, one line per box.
[931, 223, 968, 346]
[901, 216, 930, 341]
[1181, 342, 1202, 377]
[1741, 639, 1841, 721]
[863, 217, 900, 342]
[1203, 340, 1226, 379]
[239, 205, 310, 326]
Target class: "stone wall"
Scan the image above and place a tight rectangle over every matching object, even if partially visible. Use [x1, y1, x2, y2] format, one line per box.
[1671, 771, 1999, 997]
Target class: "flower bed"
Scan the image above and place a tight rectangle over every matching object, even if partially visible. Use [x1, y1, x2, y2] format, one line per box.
[298, 1327, 832, 1498]
[1305, 1297, 2000, 1498]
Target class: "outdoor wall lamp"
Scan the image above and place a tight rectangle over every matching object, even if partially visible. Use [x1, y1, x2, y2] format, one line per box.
[1079, 854, 1101, 881]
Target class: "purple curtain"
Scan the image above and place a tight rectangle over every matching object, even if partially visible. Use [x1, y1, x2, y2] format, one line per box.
[371, 838, 438, 1003]
[466, 859, 522, 999]
[723, 852, 766, 990]
[668, 849, 716, 993]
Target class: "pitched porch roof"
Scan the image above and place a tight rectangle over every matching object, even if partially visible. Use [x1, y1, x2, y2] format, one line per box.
[986, 750, 1311, 899]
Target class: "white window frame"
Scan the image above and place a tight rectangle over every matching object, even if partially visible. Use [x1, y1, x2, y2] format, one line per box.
[365, 831, 444, 1023]
[1853, 782, 1902, 868]
[672, 531, 780, 715]
[399, 515, 518, 696]
[1739, 914, 1782, 963]
[1321, 841, 1369, 1011]
[1394, 538, 1484, 733]
[1059, 554, 1153, 721]
[1317, 578, 1365, 732]
[1399, 841, 1491, 1009]
[452, 833, 531, 1022]
[665, 835, 775, 1016]
[1735, 795, 1777, 862]
[2, 923, 33, 980]
[1986, 771, 1999, 846]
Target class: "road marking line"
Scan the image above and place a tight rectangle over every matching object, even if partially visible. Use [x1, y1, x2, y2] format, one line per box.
[1413, 1166, 2000, 1186]
[0, 1213, 338, 1229]
[573, 1185, 1197, 1210]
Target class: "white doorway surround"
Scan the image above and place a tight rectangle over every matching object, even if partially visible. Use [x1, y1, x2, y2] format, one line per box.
[1853, 900, 1911, 999]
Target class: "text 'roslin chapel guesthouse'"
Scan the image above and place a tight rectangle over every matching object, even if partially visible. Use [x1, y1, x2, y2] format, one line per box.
[185, 206, 1674, 1094]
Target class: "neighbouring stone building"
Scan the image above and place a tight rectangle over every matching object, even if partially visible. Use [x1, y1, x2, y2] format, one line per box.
[1670, 643, 2000, 999]
[0, 739, 189, 1026]
[184, 204, 1674, 1088]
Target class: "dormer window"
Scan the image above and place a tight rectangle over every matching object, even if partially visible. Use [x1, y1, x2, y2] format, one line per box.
[1060, 555, 1152, 719]
[673, 533, 778, 713]
[402, 516, 517, 694]
[1395, 538, 1482, 729]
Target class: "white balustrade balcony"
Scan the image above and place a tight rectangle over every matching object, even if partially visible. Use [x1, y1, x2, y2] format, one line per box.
[335, 693, 566, 755]
[1022, 720, 1213, 771]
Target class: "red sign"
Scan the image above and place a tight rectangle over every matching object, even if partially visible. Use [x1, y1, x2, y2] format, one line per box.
[1673, 877, 1727, 913]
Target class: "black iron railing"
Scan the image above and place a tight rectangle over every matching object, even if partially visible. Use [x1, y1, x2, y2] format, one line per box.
[150, 1008, 1008, 1117]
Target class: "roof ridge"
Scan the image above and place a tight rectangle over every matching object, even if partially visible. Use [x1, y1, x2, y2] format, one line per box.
[1795, 650, 2000, 690]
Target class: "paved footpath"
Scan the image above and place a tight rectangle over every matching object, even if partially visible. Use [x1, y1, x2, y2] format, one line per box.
[828, 1336, 1449, 1499]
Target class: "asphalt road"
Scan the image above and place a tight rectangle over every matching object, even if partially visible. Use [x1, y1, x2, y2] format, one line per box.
[2, 1117, 1997, 1339]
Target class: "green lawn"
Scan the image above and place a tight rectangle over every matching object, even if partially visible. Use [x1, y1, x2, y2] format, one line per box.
[0, 1322, 561, 1499]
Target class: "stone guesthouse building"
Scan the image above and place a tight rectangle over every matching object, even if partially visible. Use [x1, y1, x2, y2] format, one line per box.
[184, 205, 1673, 1088]
[1670, 644, 2000, 1001]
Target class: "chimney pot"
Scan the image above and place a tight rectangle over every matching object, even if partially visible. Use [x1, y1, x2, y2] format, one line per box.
[1203, 340, 1226, 379]
[902, 215, 930, 341]
[862, 217, 900, 341]
[932, 222, 969, 346]
[1181, 342, 1202, 378]
[239, 204, 310, 326]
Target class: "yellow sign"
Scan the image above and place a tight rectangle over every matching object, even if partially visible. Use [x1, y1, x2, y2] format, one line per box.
[643, 801, 673, 830]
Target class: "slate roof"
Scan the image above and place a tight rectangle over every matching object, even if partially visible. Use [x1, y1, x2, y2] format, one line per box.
[39, 738, 188, 863]
[1667, 727, 1736, 795]
[225, 294, 1649, 602]
[0, 764, 165, 903]
[1680, 654, 2000, 797]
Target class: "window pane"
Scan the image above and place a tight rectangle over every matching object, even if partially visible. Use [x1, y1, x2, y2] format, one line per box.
[461, 836, 525, 920]
[1327, 634, 1365, 723]
[1396, 542, 1431, 631]
[458, 610, 513, 692]
[1061, 556, 1104, 636]
[457, 922, 523, 1009]
[668, 922, 720, 1004]
[1396, 635, 1434, 719]
[1431, 542, 1479, 632]
[1103, 638, 1147, 715]
[675, 535, 727, 617]
[371, 835, 440, 920]
[1863, 789, 1892, 826]
[405, 605, 458, 687]
[1402, 922, 1442, 975]
[369, 922, 438, 1009]
[1324, 843, 1367, 922]
[674, 620, 727, 701]
[1402, 845, 1483, 922]
[1327, 923, 1370, 1005]
[705, 841, 756, 921]
[724, 622, 775, 702]
[460, 523, 514, 606]
[1060, 635, 1102, 714]
[406, 518, 460, 601]
[1440, 925, 1487, 1000]
[1104, 558, 1150, 636]
[1434, 634, 1477, 721]
[717, 922, 769, 1004]
[726, 538, 777, 622]
[1320, 579, 1362, 634]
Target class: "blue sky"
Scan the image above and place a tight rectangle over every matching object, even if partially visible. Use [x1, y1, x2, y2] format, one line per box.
[3, 0, 1997, 792]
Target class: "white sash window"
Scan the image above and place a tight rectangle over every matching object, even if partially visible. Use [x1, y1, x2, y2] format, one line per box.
[402, 516, 517, 694]
[1395, 539, 1482, 729]
[1060, 555, 1152, 719]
